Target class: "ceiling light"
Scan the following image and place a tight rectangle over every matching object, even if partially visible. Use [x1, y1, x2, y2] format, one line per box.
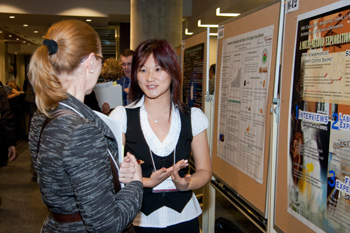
[197, 20, 218, 28]
[216, 7, 240, 17]
[86, 19, 92, 22]
[185, 28, 193, 35]
[28, 43, 31, 46]
[23, 41, 26, 43]
[210, 33, 218, 36]
[34, 31, 38, 33]
[23, 24, 28, 27]
[9, 16, 15, 19]
[0, 31, 2, 33]
[9, 35, 12, 37]
[16, 38, 20, 40]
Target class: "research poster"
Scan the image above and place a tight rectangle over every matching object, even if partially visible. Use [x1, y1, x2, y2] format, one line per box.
[288, 2, 350, 232]
[216, 26, 274, 184]
[183, 43, 204, 108]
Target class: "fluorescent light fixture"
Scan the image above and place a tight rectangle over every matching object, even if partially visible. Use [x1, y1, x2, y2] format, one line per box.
[23, 24, 28, 27]
[197, 20, 218, 28]
[185, 28, 193, 35]
[9, 16, 15, 19]
[210, 33, 218, 36]
[216, 7, 240, 17]
[86, 19, 92, 22]
[34, 31, 38, 33]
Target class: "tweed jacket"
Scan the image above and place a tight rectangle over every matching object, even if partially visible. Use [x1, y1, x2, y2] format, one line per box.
[29, 94, 143, 233]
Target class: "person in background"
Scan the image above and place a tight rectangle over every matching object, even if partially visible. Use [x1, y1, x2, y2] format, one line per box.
[109, 39, 212, 233]
[23, 76, 37, 128]
[28, 19, 143, 232]
[0, 81, 20, 100]
[118, 49, 134, 106]
[0, 83, 17, 208]
[102, 57, 123, 82]
[23, 76, 38, 181]
[7, 78, 22, 92]
[208, 64, 216, 95]
[84, 90, 110, 114]
[85, 57, 122, 114]
[0, 83, 17, 168]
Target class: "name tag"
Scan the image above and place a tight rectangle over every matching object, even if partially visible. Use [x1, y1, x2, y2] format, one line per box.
[153, 177, 177, 193]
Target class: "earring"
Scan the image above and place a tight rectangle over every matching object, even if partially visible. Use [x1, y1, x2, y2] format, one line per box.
[90, 57, 94, 73]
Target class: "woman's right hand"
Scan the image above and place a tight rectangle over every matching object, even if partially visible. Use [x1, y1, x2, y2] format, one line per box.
[119, 152, 143, 184]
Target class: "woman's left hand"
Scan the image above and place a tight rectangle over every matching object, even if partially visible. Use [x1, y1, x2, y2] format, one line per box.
[171, 159, 191, 191]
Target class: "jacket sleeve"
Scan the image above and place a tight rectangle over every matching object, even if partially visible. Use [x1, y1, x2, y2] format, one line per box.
[63, 120, 143, 232]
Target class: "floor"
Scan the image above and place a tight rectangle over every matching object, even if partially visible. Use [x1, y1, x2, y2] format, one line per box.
[0, 140, 261, 232]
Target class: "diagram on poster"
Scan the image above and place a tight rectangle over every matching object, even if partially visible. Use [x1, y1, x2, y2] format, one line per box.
[288, 2, 350, 232]
[217, 26, 274, 184]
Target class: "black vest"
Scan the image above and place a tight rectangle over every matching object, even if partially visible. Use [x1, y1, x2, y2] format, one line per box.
[125, 107, 193, 216]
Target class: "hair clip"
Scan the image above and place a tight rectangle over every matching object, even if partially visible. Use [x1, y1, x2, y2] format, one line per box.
[43, 39, 58, 55]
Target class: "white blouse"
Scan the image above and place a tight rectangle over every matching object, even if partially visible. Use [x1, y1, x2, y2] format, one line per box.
[109, 96, 209, 228]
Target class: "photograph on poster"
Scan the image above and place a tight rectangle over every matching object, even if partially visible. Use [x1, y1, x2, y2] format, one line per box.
[216, 26, 274, 184]
[288, 2, 350, 232]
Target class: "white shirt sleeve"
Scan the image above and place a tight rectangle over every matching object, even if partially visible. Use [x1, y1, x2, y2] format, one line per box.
[109, 106, 127, 133]
[191, 107, 208, 136]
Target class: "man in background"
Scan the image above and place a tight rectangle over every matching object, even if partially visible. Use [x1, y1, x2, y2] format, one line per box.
[118, 49, 134, 106]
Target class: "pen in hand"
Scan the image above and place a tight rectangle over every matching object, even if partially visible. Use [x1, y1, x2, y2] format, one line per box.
[137, 160, 145, 165]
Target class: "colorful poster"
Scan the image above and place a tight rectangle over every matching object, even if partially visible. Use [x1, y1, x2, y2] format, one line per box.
[288, 2, 350, 232]
[183, 43, 204, 108]
[216, 26, 274, 184]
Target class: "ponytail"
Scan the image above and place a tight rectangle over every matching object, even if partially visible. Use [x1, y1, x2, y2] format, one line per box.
[28, 44, 66, 117]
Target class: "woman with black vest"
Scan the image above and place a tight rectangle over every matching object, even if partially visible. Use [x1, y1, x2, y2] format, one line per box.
[109, 39, 212, 233]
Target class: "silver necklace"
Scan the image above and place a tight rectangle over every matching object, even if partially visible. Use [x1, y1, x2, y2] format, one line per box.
[147, 110, 169, 123]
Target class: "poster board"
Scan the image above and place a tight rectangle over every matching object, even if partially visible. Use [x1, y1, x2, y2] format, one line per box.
[212, 2, 280, 217]
[276, 0, 350, 232]
[182, 31, 208, 111]
[183, 43, 205, 108]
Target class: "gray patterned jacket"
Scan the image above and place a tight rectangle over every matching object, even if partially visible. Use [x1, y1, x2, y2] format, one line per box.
[29, 93, 143, 233]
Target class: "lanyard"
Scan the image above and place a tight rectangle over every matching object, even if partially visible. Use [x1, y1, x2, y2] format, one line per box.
[149, 147, 176, 172]
[59, 102, 84, 117]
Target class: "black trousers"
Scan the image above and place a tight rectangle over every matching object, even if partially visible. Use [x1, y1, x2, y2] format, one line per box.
[134, 217, 199, 233]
